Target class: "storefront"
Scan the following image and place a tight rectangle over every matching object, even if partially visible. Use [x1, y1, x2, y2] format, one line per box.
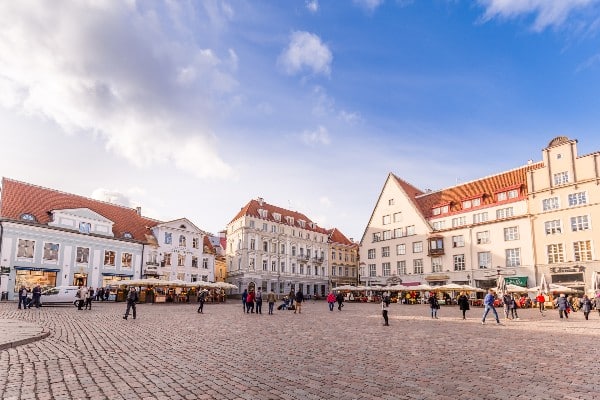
[550, 266, 585, 292]
[14, 266, 59, 292]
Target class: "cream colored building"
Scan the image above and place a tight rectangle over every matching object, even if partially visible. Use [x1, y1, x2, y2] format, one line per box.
[328, 228, 359, 287]
[527, 136, 600, 293]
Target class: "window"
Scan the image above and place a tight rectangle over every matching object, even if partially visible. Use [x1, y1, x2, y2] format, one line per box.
[104, 250, 116, 266]
[164, 253, 171, 266]
[472, 198, 481, 207]
[17, 239, 35, 258]
[372, 232, 381, 242]
[79, 222, 91, 234]
[192, 237, 200, 249]
[291, 246, 296, 256]
[20, 213, 36, 222]
[568, 192, 587, 207]
[462, 200, 472, 209]
[497, 192, 507, 202]
[388, 199, 395, 205]
[397, 261, 406, 275]
[396, 244, 406, 255]
[432, 221, 445, 230]
[505, 248, 521, 267]
[573, 241, 592, 262]
[263, 241, 268, 252]
[367, 249, 376, 259]
[412, 242, 423, 253]
[431, 257, 442, 273]
[393, 212, 402, 223]
[429, 238, 443, 251]
[363, 264, 374, 277]
[43, 243, 59, 261]
[338, 266, 343, 276]
[250, 239, 256, 250]
[553, 171, 569, 185]
[383, 230, 392, 240]
[413, 259, 423, 274]
[496, 207, 514, 219]
[504, 227, 519, 241]
[179, 235, 186, 247]
[476, 231, 490, 245]
[452, 236, 464, 248]
[542, 197, 560, 211]
[382, 262, 391, 276]
[478, 252, 491, 269]
[473, 212, 488, 224]
[406, 225, 415, 235]
[508, 189, 519, 199]
[394, 228, 404, 237]
[249, 220, 255, 229]
[382, 215, 391, 225]
[164, 232, 172, 244]
[281, 262, 286, 273]
[76, 247, 89, 264]
[453, 254, 465, 271]
[271, 261, 276, 272]
[271, 225, 277, 233]
[262, 223, 268, 232]
[544, 220, 562, 235]
[177, 254, 185, 266]
[122, 253, 132, 268]
[192, 256, 198, 268]
[571, 215, 590, 232]
[432, 205, 448, 215]
[451, 217, 466, 227]
[382, 246, 390, 257]
[546, 244, 564, 264]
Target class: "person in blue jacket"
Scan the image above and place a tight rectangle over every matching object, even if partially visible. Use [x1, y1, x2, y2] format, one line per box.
[481, 289, 501, 324]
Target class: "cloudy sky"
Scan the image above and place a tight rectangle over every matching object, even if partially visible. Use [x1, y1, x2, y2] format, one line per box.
[1, 0, 600, 241]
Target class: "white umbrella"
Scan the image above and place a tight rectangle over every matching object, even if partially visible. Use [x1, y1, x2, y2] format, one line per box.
[548, 284, 577, 294]
[461, 284, 484, 292]
[505, 284, 528, 293]
[436, 283, 464, 291]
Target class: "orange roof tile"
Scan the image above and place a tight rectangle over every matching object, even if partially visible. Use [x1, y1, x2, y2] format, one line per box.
[0, 178, 159, 242]
[328, 228, 357, 247]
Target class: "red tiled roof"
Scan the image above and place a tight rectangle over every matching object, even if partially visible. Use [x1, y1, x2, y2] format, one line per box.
[230, 198, 329, 234]
[328, 228, 357, 247]
[393, 163, 544, 219]
[0, 178, 159, 242]
[203, 235, 215, 254]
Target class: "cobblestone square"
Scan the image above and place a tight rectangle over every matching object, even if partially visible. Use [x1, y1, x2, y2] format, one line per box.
[1, 300, 599, 400]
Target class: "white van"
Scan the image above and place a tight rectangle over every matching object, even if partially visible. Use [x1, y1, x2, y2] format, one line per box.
[40, 286, 80, 306]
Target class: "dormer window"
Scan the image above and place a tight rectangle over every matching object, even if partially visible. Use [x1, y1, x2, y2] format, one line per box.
[79, 222, 91, 234]
[431, 204, 449, 216]
[273, 213, 281, 222]
[298, 220, 306, 228]
[20, 213, 36, 222]
[122, 232, 133, 239]
[258, 209, 268, 219]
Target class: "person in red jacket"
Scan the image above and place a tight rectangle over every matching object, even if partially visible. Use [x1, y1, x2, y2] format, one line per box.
[246, 290, 255, 313]
[536, 292, 546, 316]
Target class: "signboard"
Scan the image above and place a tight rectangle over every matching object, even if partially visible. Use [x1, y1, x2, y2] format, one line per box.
[503, 276, 528, 286]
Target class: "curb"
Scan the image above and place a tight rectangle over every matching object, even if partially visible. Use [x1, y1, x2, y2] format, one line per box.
[0, 328, 51, 351]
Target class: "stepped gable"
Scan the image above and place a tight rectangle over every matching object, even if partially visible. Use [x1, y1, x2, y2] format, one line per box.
[412, 163, 544, 219]
[0, 178, 159, 242]
[230, 198, 328, 234]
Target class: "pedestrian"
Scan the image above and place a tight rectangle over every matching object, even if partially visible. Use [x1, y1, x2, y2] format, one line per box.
[246, 290, 255, 313]
[555, 293, 569, 319]
[197, 289, 207, 313]
[18, 285, 28, 310]
[96, 287, 103, 301]
[428, 293, 440, 319]
[502, 292, 512, 320]
[536, 292, 546, 316]
[327, 291, 336, 311]
[457, 291, 470, 320]
[336, 291, 344, 311]
[123, 287, 138, 320]
[508, 293, 519, 320]
[294, 289, 304, 314]
[288, 288, 296, 310]
[267, 290, 276, 314]
[76, 285, 88, 310]
[27, 284, 42, 309]
[242, 289, 248, 312]
[382, 297, 389, 326]
[85, 287, 94, 310]
[481, 289, 500, 324]
[594, 294, 600, 317]
[255, 289, 263, 314]
[580, 295, 592, 320]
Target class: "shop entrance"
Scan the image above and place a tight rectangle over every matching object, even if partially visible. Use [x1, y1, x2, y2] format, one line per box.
[73, 273, 88, 287]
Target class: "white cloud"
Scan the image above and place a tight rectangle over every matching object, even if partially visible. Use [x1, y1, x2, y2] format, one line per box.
[278, 31, 332, 76]
[91, 188, 133, 207]
[353, 0, 385, 12]
[477, 0, 597, 31]
[319, 196, 332, 207]
[301, 125, 331, 146]
[0, 1, 236, 179]
[306, 0, 319, 13]
[339, 110, 362, 125]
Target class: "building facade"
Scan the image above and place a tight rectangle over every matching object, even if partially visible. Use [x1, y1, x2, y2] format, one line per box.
[226, 198, 330, 297]
[327, 228, 359, 287]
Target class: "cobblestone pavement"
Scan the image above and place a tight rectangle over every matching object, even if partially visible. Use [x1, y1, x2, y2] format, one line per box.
[1, 300, 599, 400]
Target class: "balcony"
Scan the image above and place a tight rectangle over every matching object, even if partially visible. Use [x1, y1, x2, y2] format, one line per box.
[146, 261, 159, 266]
[312, 257, 324, 263]
[428, 248, 445, 256]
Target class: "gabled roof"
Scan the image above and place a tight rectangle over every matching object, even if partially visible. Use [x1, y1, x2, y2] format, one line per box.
[328, 228, 357, 247]
[230, 198, 329, 234]
[0, 178, 159, 242]
[155, 217, 204, 234]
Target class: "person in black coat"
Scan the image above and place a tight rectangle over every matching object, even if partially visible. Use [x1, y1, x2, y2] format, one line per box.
[336, 292, 344, 311]
[428, 293, 440, 319]
[457, 291, 470, 320]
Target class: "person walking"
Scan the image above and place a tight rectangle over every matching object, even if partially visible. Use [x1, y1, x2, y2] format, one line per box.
[27, 284, 42, 309]
[327, 291, 336, 311]
[255, 289, 263, 315]
[246, 290, 255, 314]
[536, 292, 546, 316]
[242, 289, 248, 312]
[123, 287, 138, 320]
[502, 292, 512, 320]
[555, 293, 569, 319]
[294, 289, 304, 314]
[508, 293, 519, 320]
[594, 294, 600, 317]
[103, 287, 110, 301]
[267, 290, 276, 315]
[18, 285, 28, 310]
[84, 287, 94, 310]
[336, 291, 344, 311]
[457, 291, 470, 320]
[581, 295, 593, 320]
[75, 286, 88, 310]
[382, 297, 389, 326]
[428, 293, 440, 319]
[197, 289, 207, 313]
[481, 289, 501, 324]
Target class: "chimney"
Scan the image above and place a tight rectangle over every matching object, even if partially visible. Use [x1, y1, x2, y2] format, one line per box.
[257, 197, 264, 206]
[136, 206, 141, 216]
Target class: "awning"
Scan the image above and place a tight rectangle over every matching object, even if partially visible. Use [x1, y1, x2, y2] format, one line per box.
[15, 266, 60, 272]
[425, 275, 449, 281]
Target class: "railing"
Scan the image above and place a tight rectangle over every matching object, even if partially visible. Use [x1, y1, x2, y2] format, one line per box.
[146, 261, 159, 266]
[428, 248, 445, 256]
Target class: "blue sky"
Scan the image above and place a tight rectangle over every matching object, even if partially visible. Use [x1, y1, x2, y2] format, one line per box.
[1, 0, 600, 241]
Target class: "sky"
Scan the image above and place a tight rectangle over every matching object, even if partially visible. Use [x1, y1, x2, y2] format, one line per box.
[1, 0, 600, 242]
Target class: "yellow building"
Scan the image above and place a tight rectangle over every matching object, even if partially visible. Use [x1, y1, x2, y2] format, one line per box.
[328, 228, 359, 287]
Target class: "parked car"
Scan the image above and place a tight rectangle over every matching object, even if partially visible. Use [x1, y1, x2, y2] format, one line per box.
[40, 286, 80, 306]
